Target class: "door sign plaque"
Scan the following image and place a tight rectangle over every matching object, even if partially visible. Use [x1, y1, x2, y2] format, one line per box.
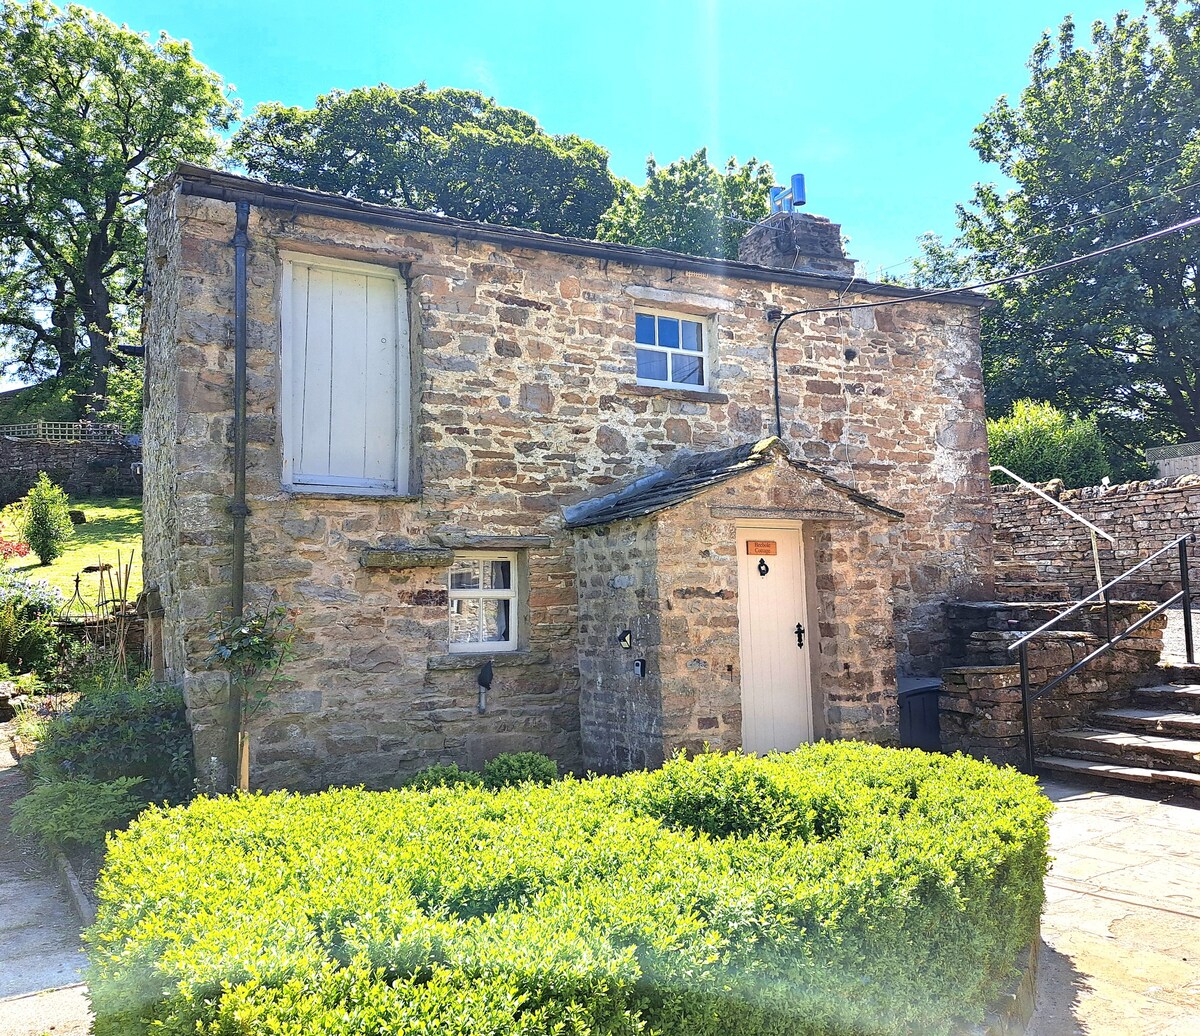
[746, 540, 778, 556]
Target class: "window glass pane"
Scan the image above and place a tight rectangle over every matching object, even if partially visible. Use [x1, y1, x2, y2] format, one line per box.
[635, 313, 656, 345]
[657, 316, 680, 348]
[636, 349, 668, 382]
[672, 354, 705, 386]
[483, 560, 511, 590]
[449, 597, 481, 644]
[681, 320, 703, 352]
[482, 599, 512, 643]
[449, 558, 480, 590]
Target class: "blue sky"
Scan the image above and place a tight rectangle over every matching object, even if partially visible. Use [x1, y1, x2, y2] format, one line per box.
[94, 0, 1129, 274]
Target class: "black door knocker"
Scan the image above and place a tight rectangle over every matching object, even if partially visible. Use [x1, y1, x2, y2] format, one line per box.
[757, 557, 770, 576]
[795, 623, 806, 648]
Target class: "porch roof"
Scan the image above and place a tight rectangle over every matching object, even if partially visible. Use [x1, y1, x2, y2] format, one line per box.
[562, 437, 903, 529]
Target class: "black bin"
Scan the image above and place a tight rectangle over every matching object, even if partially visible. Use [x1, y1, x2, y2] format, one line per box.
[898, 677, 941, 752]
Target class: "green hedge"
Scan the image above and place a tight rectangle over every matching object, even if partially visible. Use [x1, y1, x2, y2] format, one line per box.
[86, 743, 1050, 1036]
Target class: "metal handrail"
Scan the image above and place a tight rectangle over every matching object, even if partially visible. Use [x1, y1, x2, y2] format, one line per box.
[1008, 531, 1195, 652]
[991, 464, 1114, 596]
[991, 465, 1115, 543]
[1010, 529, 1197, 772]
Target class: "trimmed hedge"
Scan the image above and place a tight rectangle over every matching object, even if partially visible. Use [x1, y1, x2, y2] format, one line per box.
[86, 743, 1050, 1036]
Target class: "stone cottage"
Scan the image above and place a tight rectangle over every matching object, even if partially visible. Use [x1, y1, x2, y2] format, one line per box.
[142, 164, 992, 790]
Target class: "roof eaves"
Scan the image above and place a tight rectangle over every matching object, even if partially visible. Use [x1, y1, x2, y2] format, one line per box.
[170, 164, 991, 309]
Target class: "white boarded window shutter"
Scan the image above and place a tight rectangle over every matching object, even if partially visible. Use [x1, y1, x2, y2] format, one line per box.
[281, 255, 408, 494]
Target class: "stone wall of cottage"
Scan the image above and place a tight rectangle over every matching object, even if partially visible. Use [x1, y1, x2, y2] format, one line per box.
[142, 183, 992, 789]
[993, 476, 1200, 599]
[574, 519, 664, 773]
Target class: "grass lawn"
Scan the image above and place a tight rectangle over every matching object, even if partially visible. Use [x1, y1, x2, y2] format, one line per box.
[3, 495, 143, 609]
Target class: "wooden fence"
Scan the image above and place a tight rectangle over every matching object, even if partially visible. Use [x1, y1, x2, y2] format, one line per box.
[0, 420, 125, 442]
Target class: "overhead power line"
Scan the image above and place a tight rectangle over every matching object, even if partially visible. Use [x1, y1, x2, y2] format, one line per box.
[768, 211, 1200, 438]
[873, 176, 1200, 279]
[781, 212, 1200, 320]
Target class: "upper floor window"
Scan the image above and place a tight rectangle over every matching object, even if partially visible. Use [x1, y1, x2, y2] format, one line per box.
[634, 310, 709, 390]
[280, 252, 410, 495]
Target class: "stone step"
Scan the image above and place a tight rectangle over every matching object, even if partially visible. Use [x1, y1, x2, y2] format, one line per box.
[1160, 662, 1200, 684]
[995, 560, 1041, 579]
[992, 579, 1073, 602]
[1036, 754, 1200, 792]
[1091, 706, 1200, 738]
[1133, 683, 1200, 714]
[1046, 727, 1200, 773]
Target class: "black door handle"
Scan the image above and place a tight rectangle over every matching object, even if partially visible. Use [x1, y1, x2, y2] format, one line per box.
[795, 623, 805, 648]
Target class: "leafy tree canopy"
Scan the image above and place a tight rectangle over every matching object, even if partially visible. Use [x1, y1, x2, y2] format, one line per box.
[597, 148, 773, 260]
[0, 1, 236, 411]
[925, 1, 1200, 472]
[232, 84, 620, 239]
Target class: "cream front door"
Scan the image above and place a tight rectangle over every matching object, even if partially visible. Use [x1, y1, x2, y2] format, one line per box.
[736, 524, 814, 753]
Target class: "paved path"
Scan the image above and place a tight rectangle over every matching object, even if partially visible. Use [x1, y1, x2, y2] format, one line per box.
[1029, 778, 1200, 1035]
[0, 720, 91, 1036]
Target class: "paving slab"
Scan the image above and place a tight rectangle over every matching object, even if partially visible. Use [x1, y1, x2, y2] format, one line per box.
[1029, 778, 1200, 1035]
[0, 720, 91, 1036]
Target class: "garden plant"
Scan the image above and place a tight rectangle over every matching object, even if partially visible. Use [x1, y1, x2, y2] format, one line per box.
[87, 744, 1050, 1036]
[12, 471, 74, 564]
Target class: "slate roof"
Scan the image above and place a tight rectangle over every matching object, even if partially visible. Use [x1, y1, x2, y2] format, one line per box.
[172, 164, 990, 308]
[562, 437, 903, 530]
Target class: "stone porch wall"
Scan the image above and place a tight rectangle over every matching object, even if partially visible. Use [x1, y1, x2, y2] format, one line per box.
[142, 179, 992, 789]
[575, 455, 900, 773]
[993, 476, 1200, 599]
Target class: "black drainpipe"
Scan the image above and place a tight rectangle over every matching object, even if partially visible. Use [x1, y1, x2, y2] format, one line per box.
[227, 199, 251, 783]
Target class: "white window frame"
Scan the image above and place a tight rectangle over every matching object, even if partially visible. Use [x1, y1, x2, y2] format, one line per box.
[279, 251, 410, 496]
[633, 307, 713, 391]
[447, 551, 519, 654]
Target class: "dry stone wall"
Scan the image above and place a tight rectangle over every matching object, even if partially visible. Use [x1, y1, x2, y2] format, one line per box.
[993, 476, 1200, 599]
[142, 176, 992, 790]
[0, 437, 141, 505]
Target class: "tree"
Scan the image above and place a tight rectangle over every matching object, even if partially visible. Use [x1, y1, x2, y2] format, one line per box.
[0, 1, 235, 409]
[233, 84, 619, 239]
[939, 1, 1200, 472]
[597, 149, 774, 260]
[988, 399, 1112, 487]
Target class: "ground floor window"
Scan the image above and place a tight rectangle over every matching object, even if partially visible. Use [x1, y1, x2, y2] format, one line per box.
[448, 551, 518, 652]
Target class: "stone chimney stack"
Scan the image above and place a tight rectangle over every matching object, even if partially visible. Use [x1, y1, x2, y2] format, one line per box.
[738, 212, 855, 277]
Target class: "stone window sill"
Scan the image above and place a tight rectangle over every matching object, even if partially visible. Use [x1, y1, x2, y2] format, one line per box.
[285, 490, 420, 503]
[621, 384, 729, 404]
[427, 650, 551, 671]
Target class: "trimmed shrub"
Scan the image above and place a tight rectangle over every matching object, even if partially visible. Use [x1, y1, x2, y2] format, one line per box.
[481, 750, 559, 789]
[988, 399, 1111, 488]
[14, 471, 74, 564]
[27, 675, 193, 803]
[10, 776, 145, 855]
[86, 744, 1050, 1036]
[404, 762, 484, 791]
